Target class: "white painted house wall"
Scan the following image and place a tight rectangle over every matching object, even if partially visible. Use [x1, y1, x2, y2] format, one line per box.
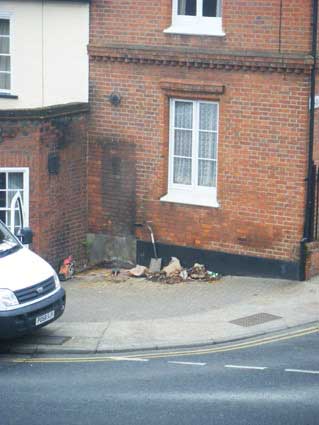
[0, 0, 89, 109]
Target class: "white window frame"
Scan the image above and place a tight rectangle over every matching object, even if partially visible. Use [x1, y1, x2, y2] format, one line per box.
[0, 168, 29, 232]
[161, 99, 220, 208]
[0, 13, 12, 94]
[164, 0, 225, 37]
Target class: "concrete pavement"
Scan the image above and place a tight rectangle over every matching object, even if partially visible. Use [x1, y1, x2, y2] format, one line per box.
[1, 268, 318, 354]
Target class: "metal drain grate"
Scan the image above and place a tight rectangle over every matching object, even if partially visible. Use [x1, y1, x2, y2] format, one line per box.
[229, 313, 282, 328]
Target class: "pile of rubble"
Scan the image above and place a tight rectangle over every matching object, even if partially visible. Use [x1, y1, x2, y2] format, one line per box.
[128, 257, 221, 284]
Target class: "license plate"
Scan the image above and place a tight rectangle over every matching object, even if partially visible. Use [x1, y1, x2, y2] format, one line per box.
[35, 310, 55, 326]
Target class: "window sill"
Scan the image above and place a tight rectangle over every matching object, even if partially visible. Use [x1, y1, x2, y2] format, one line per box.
[160, 190, 220, 208]
[164, 25, 225, 37]
[0, 93, 18, 99]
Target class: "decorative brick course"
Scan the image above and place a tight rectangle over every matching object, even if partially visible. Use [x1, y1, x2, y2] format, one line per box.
[88, 44, 313, 74]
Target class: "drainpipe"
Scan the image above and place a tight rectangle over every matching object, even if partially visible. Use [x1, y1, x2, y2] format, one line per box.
[300, 0, 318, 280]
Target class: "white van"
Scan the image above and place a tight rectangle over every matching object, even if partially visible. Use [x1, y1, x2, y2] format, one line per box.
[0, 219, 65, 339]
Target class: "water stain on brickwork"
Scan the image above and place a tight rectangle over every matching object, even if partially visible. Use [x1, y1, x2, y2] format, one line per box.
[96, 138, 136, 237]
[235, 222, 281, 249]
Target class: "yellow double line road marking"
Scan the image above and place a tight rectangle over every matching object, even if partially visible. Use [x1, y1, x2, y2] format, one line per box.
[4, 325, 318, 364]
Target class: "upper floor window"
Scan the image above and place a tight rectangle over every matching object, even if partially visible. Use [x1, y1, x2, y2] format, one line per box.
[164, 0, 224, 36]
[0, 19, 10, 92]
[178, 0, 221, 17]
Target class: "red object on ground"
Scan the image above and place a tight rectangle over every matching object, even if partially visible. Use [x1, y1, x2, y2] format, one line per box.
[59, 256, 75, 281]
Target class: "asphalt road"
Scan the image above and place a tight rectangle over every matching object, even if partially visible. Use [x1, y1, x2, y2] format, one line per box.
[0, 330, 318, 425]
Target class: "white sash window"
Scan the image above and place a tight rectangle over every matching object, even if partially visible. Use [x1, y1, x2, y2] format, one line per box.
[0, 18, 10, 92]
[164, 0, 224, 36]
[161, 99, 219, 208]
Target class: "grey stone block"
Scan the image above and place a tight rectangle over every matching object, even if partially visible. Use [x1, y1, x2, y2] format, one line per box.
[87, 233, 136, 265]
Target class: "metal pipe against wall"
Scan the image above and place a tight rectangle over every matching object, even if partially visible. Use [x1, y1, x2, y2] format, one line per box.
[300, 0, 318, 280]
[304, 0, 318, 242]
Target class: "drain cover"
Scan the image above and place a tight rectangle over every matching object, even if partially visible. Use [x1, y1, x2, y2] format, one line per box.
[229, 313, 282, 327]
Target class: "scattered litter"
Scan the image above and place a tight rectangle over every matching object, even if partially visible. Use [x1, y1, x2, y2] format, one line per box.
[206, 271, 220, 280]
[76, 268, 112, 278]
[129, 265, 148, 277]
[146, 272, 181, 285]
[58, 256, 75, 281]
[188, 263, 221, 282]
[189, 263, 206, 280]
[111, 268, 130, 282]
[162, 257, 182, 277]
[77, 260, 221, 285]
[112, 268, 120, 277]
[142, 257, 221, 284]
[179, 270, 188, 280]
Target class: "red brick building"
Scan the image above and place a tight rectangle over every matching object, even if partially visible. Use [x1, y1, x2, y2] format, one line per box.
[88, 0, 319, 280]
[0, 106, 89, 270]
[2, 1, 319, 280]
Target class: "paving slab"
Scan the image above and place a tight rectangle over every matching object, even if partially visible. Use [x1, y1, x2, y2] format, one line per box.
[0, 270, 318, 354]
[35, 337, 100, 355]
[50, 322, 110, 338]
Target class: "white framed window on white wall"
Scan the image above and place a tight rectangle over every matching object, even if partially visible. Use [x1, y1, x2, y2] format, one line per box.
[161, 99, 219, 208]
[164, 0, 224, 36]
[0, 168, 29, 234]
[0, 17, 11, 93]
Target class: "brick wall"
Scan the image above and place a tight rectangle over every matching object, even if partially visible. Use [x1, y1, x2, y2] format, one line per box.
[88, 0, 314, 276]
[89, 60, 309, 263]
[88, 138, 136, 236]
[90, 0, 312, 54]
[0, 109, 88, 270]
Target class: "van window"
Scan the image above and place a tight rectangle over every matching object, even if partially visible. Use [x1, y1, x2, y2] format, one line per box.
[0, 220, 21, 257]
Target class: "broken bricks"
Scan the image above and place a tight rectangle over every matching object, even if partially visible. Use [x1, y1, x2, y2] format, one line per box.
[128, 258, 221, 284]
[189, 263, 206, 280]
[162, 257, 183, 277]
[149, 258, 221, 284]
[128, 265, 148, 277]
